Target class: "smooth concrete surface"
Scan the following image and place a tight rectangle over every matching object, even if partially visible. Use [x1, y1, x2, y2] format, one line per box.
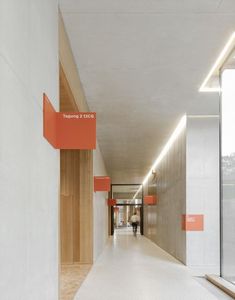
[93, 144, 109, 261]
[58, 0, 235, 184]
[144, 116, 220, 276]
[144, 124, 186, 264]
[186, 117, 220, 275]
[74, 228, 226, 300]
[0, 1, 59, 299]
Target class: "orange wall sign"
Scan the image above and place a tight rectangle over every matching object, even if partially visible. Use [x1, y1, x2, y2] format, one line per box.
[144, 195, 157, 205]
[43, 93, 96, 149]
[182, 214, 204, 231]
[107, 199, 116, 206]
[43, 94, 57, 148]
[94, 176, 111, 192]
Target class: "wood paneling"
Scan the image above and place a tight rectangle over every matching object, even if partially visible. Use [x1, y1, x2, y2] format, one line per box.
[60, 195, 73, 263]
[60, 65, 78, 112]
[60, 149, 93, 264]
[59, 12, 94, 267]
[79, 150, 93, 263]
[60, 150, 80, 263]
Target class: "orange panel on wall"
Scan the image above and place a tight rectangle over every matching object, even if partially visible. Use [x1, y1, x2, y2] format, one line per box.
[43, 93, 96, 149]
[43, 93, 57, 148]
[144, 195, 157, 205]
[107, 199, 116, 206]
[94, 176, 111, 192]
[56, 112, 96, 149]
[182, 214, 204, 231]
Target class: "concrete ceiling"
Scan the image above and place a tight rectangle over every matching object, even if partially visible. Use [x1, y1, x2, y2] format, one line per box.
[59, 0, 235, 183]
[112, 184, 141, 199]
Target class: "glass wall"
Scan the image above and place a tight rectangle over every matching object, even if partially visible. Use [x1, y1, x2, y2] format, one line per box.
[221, 69, 235, 284]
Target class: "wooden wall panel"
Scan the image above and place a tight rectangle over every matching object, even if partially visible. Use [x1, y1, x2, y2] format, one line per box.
[60, 149, 93, 264]
[73, 151, 80, 262]
[60, 65, 77, 112]
[59, 13, 94, 265]
[79, 150, 93, 263]
[60, 195, 73, 263]
[60, 150, 80, 264]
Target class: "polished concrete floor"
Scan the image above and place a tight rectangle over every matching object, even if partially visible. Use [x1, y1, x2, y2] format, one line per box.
[74, 228, 232, 300]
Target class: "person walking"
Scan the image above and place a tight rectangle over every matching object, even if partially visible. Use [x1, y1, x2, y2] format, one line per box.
[130, 212, 140, 236]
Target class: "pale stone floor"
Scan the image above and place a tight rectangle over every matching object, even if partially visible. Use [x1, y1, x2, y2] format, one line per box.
[60, 228, 233, 300]
[74, 228, 233, 300]
[60, 263, 91, 300]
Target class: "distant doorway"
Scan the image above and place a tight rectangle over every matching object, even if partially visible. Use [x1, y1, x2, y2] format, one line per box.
[110, 184, 143, 235]
[114, 204, 142, 236]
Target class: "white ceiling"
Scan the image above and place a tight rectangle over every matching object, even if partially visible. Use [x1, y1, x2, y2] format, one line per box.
[59, 0, 235, 183]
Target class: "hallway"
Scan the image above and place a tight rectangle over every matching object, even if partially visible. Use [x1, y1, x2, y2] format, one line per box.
[74, 230, 232, 300]
[2, 1, 235, 299]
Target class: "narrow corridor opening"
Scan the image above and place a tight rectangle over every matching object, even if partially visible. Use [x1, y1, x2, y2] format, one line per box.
[110, 184, 143, 236]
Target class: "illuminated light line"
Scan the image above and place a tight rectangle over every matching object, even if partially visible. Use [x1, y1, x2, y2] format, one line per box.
[133, 185, 142, 200]
[199, 87, 221, 93]
[133, 115, 186, 200]
[187, 114, 219, 118]
[199, 32, 235, 93]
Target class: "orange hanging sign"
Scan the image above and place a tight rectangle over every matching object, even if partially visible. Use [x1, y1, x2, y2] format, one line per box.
[94, 176, 111, 192]
[43, 93, 96, 149]
[43, 94, 57, 148]
[107, 199, 116, 206]
[144, 195, 157, 205]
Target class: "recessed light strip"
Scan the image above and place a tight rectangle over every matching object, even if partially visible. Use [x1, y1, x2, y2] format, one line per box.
[199, 32, 235, 92]
[187, 114, 219, 118]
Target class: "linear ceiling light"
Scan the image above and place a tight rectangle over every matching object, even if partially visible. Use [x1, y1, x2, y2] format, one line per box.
[199, 32, 235, 92]
[133, 115, 186, 200]
[133, 186, 142, 200]
[187, 114, 219, 118]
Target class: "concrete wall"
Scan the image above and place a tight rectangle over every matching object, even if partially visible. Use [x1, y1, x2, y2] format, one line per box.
[144, 124, 186, 264]
[186, 116, 220, 275]
[93, 145, 109, 261]
[0, 1, 59, 300]
[144, 116, 220, 275]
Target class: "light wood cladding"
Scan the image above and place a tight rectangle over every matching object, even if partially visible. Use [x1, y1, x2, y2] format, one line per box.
[60, 65, 78, 112]
[60, 150, 93, 264]
[60, 195, 73, 262]
[59, 12, 94, 266]
[79, 150, 93, 263]
[60, 150, 80, 263]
